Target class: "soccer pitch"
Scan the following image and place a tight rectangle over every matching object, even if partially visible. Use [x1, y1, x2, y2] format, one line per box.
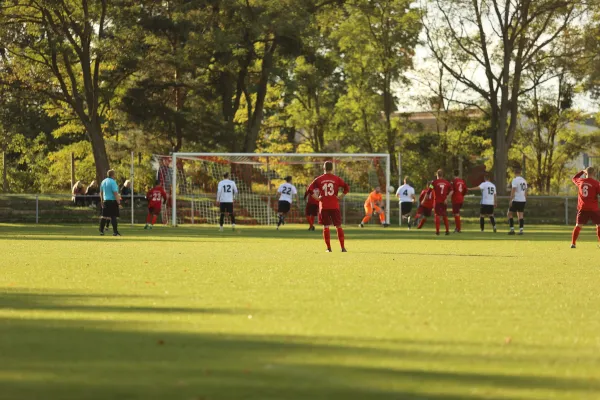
[1, 224, 599, 400]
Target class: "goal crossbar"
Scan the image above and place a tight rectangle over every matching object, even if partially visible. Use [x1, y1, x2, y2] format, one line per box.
[170, 152, 392, 227]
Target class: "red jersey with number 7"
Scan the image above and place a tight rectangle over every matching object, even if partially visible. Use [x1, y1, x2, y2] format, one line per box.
[307, 173, 350, 210]
[432, 178, 452, 204]
[572, 171, 600, 211]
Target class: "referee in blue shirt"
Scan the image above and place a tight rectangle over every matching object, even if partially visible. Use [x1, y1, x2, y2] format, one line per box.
[99, 169, 121, 236]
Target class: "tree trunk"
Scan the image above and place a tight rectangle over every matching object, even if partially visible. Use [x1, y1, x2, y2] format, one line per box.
[243, 39, 277, 153]
[494, 116, 509, 194]
[2, 151, 8, 192]
[87, 121, 110, 184]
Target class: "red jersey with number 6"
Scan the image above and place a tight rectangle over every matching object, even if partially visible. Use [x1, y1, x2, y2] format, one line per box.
[572, 171, 600, 211]
[307, 173, 350, 210]
[147, 186, 167, 209]
[451, 178, 467, 204]
[432, 179, 452, 204]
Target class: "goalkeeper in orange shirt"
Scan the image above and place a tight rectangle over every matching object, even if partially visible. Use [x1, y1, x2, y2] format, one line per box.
[359, 186, 389, 228]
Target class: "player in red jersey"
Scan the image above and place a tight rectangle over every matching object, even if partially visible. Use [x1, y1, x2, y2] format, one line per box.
[304, 188, 320, 231]
[451, 169, 467, 233]
[431, 169, 453, 235]
[144, 180, 168, 229]
[307, 161, 350, 252]
[413, 182, 434, 229]
[570, 167, 600, 248]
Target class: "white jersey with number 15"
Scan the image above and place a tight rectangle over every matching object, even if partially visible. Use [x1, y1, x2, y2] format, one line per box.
[217, 179, 238, 203]
[479, 181, 496, 205]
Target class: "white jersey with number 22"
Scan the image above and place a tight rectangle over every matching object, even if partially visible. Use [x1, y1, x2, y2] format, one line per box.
[277, 183, 297, 204]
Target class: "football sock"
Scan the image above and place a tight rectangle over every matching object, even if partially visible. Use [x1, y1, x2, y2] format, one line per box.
[99, 218, 105, 232]
[572, 226, 581, 245]
[434, 215, 440, 233]
[323, 227, 332, 249]
[480, 217, 485, 231]
[277, 215, 282, 227]
[104, 219, 111, 230]
[489, 216, 496, 227]
[443, 216, 449, 232]
[454, 215, 461, 231]
[219, 213, 225, 226]
[379, 213, 386, 224]
[597, 225, 600, 242]
[230, 214, 236, 224]
[152, 215, 157, 225]
[307, 216, 314, 227]
[111, 216, 118, 234]
[362, 215, 371, 224]
[509, 218, 514, 229]
[417, 218, 426, 229]
[519, 219, 524, 230]
[336, 227, 345, 249]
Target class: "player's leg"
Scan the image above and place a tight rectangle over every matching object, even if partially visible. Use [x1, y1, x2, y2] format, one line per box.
[479, 207, 485, 231]
[229, 204, 236, 229]
[320, 211, 332, 251]
[489, 213, 497, 233]
[507, 208, 515, 234]
[441, 207, 450, 235]
[331, 210, 346, 251]
[452, 204, 461, 233]
[572, 211, 586, 247]
[219, 204, 225, 231]
[99, 216, 106, 235]
[360, 206, 372, 227]
[518, 207, 525, 234]
[434, 205, 441, 235]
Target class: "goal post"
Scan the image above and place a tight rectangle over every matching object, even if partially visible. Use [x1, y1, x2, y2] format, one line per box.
[159, 153, 392, 227]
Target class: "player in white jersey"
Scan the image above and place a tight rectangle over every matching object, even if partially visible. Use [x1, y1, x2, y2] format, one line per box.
[276, 176, 298, 230]
[468, 173, 497, 232]
[507, 167, 527, 235]
[396, 177, 416, 228]
[216, 172, 239, 231]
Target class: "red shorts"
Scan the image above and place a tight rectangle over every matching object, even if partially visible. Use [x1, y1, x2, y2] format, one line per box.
[148, 204, 161, 214]
[417, 206, 432, 217]
[452, 203, 463, 214]
[434, 203, 447, 217]
[305, 204, 319, 217]
[576, 210, 600, 225]
[319, 209, 342, 227]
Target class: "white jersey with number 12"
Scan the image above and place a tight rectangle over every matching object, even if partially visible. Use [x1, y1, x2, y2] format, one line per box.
[217, 179, 238, 203]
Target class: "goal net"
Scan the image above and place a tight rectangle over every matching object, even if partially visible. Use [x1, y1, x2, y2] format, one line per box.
[152, 153, 391, 227]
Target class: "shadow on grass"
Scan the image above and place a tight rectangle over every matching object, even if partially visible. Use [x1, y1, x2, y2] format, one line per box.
[0, 290, 246, 315]
[0, 223, 590, 243]
[0, 290, 599, 400]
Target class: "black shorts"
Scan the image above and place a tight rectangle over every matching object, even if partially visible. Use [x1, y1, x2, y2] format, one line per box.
[220, 203, 234, 214]
[278, 200, 291, 213]
[400, 202, 413, 216]
[509, 201, 526, 212]
[480, 205, 495, 215]
[102, 200, 120, 218]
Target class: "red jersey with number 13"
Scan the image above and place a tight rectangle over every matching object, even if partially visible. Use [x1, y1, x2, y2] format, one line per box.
[432, 179, 452, 204]
[572, 171, 600, 211]
[307, 173, 350, 210]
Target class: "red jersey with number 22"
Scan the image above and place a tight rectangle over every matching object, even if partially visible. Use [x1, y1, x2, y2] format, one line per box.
[432, 179, 452, 204]
[572, 171, 600, 211]
[307, 173, 350, 210]
[147, 186, 167, 208]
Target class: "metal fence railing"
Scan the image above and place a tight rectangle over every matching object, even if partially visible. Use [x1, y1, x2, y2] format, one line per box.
[0, 193, 582, 226]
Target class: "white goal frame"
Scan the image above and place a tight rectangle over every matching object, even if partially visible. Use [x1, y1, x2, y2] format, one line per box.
[170, 152, 391, 227]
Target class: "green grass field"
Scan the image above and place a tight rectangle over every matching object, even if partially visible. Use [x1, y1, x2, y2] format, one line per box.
[1, 223, 599, 400]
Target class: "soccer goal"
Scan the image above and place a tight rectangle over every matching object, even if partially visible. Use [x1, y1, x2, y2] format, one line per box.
[153, 153, 391, 227]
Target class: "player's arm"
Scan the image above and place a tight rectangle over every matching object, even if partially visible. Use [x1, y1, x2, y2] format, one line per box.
[232, 183, 239, 201]
[572, 170, 585, 184]
[411, 193, 416, 203]
[100, 186, 104, 206]
[216, 184, 222, 206]
[337, 179, 349, 200]
[494, 192, 497, 208]
[112, 181, 121, 204]
[509, 187, 516, 204]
